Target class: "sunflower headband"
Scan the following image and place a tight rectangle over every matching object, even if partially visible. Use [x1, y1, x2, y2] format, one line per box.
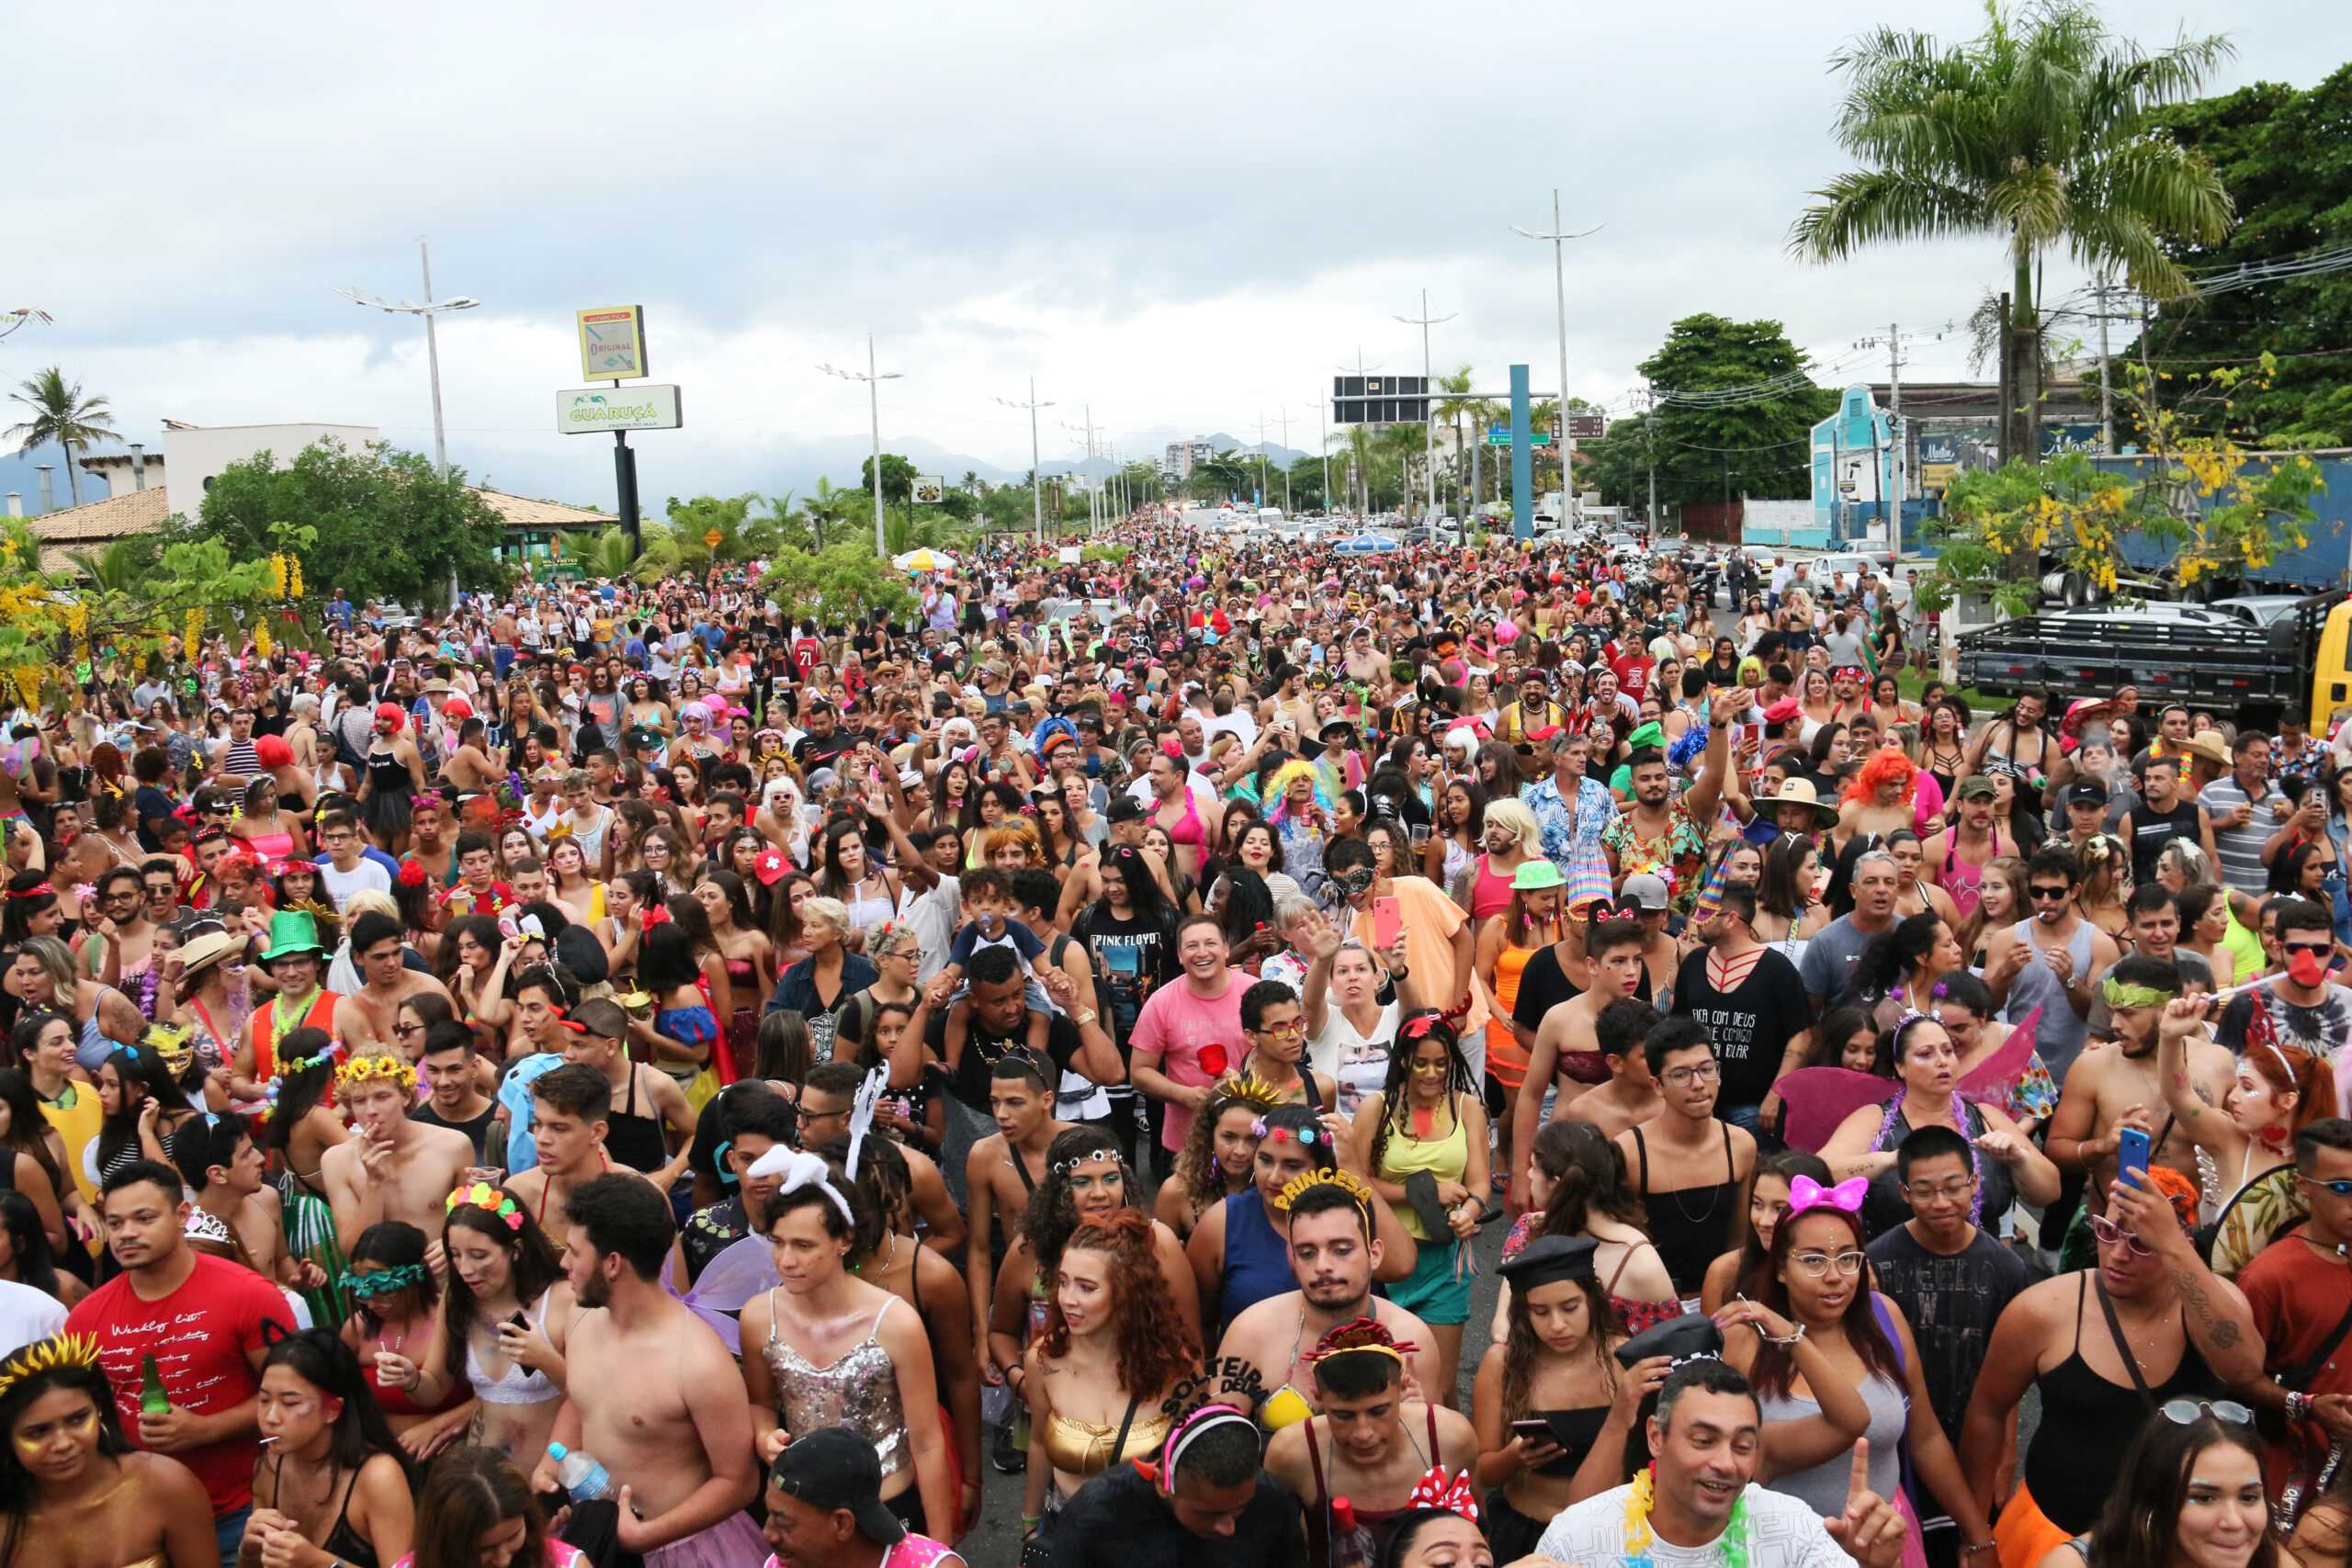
[1272, 1166, 1372, 1214]
[0, 1334, 106, 1402]
[337, 1054, 417, 1092]
[1213, 1070, 1287, 1113]
[446, 1181, 523, 1230]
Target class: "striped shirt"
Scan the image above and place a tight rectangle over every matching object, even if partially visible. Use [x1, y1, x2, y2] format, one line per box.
[2199, 775, 2286, 896]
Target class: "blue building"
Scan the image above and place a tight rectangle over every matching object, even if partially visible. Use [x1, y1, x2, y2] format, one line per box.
[1811, 386, 1907, 546]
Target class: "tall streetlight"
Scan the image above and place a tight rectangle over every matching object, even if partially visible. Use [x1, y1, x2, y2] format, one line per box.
[819, 335, 902, 555]
[340, 238, 478, 603]
[1335, 354, 1382, 518]
[1512, 192, 1602, 518]
[996, 378, 1054, 546]
[339, 239, 480, 481]
[1392, 292, 1454, 523]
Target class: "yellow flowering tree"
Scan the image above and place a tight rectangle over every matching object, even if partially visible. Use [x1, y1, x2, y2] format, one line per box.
[0, 517, 300, 708]
[1915, 355, 2325, 616]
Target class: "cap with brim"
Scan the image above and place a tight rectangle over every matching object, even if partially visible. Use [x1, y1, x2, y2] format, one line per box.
[1763, 696, 1802, 724]
[1954, 774, 1999, 801]
[1497, 1234, 1598, 1288]
[1320, 718, 1358, 744]
[1510, 859, 1566, 893]
[1623, 872, 1671, 910]
[771, 1427, 904, 1546]
[1614, 1312, 1726, 1370]
[2066, 779, 2110, 807]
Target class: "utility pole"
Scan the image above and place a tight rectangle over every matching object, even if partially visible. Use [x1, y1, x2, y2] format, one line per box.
[1996, 291, 2014, 467]
[1512, 192, 1603, 522]
[1276, 407, 1295, 515]
[1318, 393, 1331, 516]
[2094, 276, 2116, 455]
[1887, 322, 1902, 414]
[1645, 405, 1659, 531]
[818, 336, 904, 556]
[1393, 290, 1455, 525]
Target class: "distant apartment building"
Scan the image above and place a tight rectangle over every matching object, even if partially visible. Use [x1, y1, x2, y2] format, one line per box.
[1159, 438, 1217, 480]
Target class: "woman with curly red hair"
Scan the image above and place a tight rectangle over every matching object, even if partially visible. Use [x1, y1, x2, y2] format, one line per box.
[1837, 746, 1945, 847]
[1018, 1209, 1200, 1537]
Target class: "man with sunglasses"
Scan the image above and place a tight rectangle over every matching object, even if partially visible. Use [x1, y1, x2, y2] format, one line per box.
[2217, 896, 2352, 1064]
[1982, 842, 2120, 1084]
[2048, 954, 2233, 1226]
[1960, 1160, 2261, 1566]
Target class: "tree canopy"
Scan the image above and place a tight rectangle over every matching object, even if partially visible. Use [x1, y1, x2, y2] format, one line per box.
[1619, 313, 1837, 507]
[2145, 64, 2352, 446]
[189, 438, 513, 608]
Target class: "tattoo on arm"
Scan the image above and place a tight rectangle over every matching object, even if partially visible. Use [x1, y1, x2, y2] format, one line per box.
[2171, 1263, 2243, 1349]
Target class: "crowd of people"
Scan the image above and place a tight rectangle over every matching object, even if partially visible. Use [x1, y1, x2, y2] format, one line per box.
[0, 511, 2347, 1568]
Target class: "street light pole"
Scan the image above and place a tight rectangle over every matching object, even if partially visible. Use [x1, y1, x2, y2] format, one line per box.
[1393, 290, 1455, 525]
[1513, 192, 1603, 520]
[818, 337, 904, 556]
[996, 380, 1054, 546]
[338, 239, 480, 603]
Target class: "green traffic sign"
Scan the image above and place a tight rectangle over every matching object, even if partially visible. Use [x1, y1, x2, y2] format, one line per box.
[1484, 427, 1555, 446]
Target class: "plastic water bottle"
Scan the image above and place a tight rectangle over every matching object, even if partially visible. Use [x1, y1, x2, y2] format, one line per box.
[546, 1442, 612, 1502]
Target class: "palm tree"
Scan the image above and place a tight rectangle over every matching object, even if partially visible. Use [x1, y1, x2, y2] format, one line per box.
[1789, 0, 2233, 467]
[803, 478, 857, 552]
[63, 536, 155, 595]
[1434, 366, 1480, 513]
[6, 367, 119, 508]
[559, 524, 678, 582]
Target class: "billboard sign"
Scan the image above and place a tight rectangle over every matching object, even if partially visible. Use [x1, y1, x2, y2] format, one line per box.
[911, 475, 946, 503]
[557, 385, 683, 434]
[575, 306, 649, 380]
[1333, 375, 1430, 424]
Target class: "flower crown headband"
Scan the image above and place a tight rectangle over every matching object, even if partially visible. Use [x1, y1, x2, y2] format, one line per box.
[342, 1262, 430, 1298]
[1302, 1314, 1420, 1366]
[337, 1054, 417, 1092]
[446, 1182, 523, 1230]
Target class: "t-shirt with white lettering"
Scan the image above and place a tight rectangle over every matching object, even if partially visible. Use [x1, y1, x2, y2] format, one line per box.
[67, 1250, 284, 1517]
[1538, 1480, 1858, 1567]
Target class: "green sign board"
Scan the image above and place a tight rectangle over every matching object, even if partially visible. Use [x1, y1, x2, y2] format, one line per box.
[1484, 427, 1554, 446]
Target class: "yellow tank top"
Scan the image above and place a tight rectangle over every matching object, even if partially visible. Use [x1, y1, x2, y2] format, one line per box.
[1377, 1096, 1472, 1241]
[40, 1085, 103, 1202]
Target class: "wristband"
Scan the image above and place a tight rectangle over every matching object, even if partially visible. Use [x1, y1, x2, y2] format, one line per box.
[2289, 1391, 2312, 1423]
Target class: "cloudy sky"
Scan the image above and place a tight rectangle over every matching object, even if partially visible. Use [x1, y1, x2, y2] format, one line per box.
[8, 0, 2346, 512]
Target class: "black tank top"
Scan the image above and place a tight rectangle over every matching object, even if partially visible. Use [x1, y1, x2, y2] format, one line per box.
[2023, 1273, 2221, 1534]
[1628, 1123, 1736, 1298]
[604, 1066, 670, 1176]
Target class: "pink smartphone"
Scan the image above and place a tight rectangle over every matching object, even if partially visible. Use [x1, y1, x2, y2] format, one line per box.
[1374, 896, 1401, 950]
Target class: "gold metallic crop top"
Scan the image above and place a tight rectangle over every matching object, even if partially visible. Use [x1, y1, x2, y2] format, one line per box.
[1041, 1406, 1175, 1478]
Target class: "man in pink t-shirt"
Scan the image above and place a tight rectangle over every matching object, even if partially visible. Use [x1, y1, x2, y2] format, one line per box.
[1129, 914, 1248, 1158]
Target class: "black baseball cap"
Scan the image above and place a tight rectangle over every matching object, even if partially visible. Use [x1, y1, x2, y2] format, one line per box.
[769, 1426, 903, 1545]
[2066, 778, 2110, 807]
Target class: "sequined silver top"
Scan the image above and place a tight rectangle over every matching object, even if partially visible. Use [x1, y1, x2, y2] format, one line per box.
[763, 1292, 910, 1476]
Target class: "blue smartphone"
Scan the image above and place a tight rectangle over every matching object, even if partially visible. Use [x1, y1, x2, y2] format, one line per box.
[2117, 1126, 2153, 1190]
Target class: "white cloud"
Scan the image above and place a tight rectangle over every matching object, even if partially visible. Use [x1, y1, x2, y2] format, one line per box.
[8, 0, 2341, 504]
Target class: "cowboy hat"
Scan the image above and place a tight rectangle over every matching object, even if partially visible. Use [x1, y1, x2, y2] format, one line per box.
[1756, 777, 1839, 824]
[175, 929, 245, 979]
[2182, 730, 2233, 769]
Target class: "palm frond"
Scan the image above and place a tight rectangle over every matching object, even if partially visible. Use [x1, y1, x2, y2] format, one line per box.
[1789, 169, 1999, 260]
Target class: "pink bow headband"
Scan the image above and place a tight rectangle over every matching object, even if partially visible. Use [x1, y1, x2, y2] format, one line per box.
[1787, 1174, 1868, 1216]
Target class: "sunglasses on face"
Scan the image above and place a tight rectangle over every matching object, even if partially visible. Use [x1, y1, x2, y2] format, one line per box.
[2301, 1175, 2352, 1197]
[2285, 941, 2333, 957]
[2089, 1213, 2156, 1256]
[2028, 885, 2072, 902]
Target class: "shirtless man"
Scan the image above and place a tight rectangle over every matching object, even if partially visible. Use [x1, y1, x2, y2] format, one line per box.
[1216, 1179, 1442, 1416]
[964, 1052, 1069, 1377]
[1922, 776, 2011, 923]
[1509, 919, 1647, 1210]
[333, 910, 454, 1054]
[503, 1063, 656, 1232]
[2045, 953, 2233, 1204]
[178, 1115, 323, 1295]
[320, 1051, 476, 1254]
[532, 1174, 764, 1562]
[1565, 1000, 1666, 1141]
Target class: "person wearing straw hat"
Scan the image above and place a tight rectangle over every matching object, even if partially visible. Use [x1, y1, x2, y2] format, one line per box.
[164, 925, 250, 1105]
[1754, 776, 1840, 840]
[233, 909, 344, 1090]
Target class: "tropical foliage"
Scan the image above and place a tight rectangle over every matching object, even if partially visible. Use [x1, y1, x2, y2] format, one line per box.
[1791, 0, 2236, 468]
[1589, 315, 1833, 509]
[6, 367, 118, 508]
[188, 438, 513, 607]
[761, 542, 914, 630]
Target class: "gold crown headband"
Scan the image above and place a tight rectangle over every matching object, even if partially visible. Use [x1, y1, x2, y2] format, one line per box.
[1273, 1166, 1373, 1214]
[0, 1334, 106, 1403]
[336, 1054, 417, 1092]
